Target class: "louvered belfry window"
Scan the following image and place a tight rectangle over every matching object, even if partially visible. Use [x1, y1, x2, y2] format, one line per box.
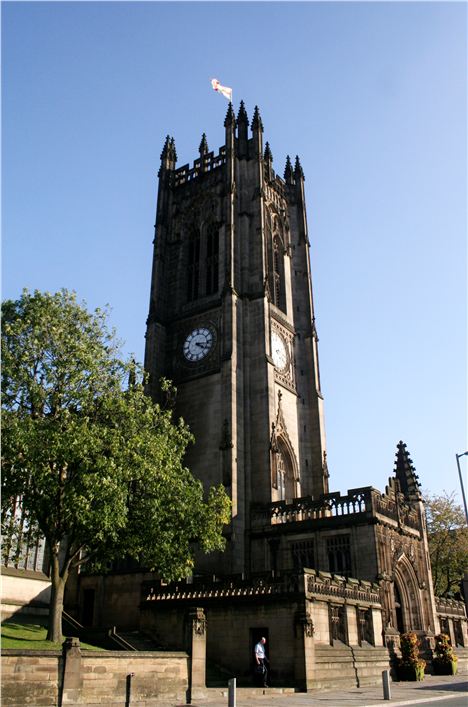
[205, 224, 219, 296]
[187, 225, 200, 301]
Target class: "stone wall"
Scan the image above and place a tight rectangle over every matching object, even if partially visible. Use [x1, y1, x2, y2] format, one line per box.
[2, 567, 51, 619]
[1, 645, 189, 707]
[2, 651, 61, 706]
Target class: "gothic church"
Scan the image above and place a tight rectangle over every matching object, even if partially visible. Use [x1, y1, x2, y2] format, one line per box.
[78, 102, 468, 690]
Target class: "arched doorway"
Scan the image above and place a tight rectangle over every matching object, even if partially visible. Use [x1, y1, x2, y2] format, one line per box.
[393, 582, 404, 634]
[393, 555, 423, 632]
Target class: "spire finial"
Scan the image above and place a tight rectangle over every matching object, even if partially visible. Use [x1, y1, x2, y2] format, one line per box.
[251, 105, 263, 132]
[224, 102, 236, 127]
[394, 441, 422, 501]
[199, 132, 209, 155]
[284, 155, 294, 183]
[237, 100, 249, 125]
[160, 135, 171, 160]
[294, 155, 304, 179]
[264, 141, 273, 162]
[169, 137, 177, 162]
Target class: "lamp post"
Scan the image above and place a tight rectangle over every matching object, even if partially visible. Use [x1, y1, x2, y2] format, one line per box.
[455, 451, 468, 525]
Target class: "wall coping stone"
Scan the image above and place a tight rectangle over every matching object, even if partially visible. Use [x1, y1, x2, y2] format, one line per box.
[2, 649, 188, 658]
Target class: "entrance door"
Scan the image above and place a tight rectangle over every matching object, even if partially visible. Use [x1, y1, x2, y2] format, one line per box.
[394, 582, 404, 634]
[250, 627, 269, 669]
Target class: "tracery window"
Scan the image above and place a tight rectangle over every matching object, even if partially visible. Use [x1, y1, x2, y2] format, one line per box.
[272, 234, 286, 313]
[327, 535, 352, 576]
[277, 451, 286, 499]
[291, 540, 315, 572]
[276, 446, 296, 501]
[187, 225, 200, 301]
[187, 222, 219, 302]
[205, 224, 219, 296]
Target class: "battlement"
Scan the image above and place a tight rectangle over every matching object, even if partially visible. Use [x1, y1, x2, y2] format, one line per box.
[305, 568, 381, 605]
[436, 596, 467, 618]
[173, 146, 227, 187]
[160, 101, 304, 193]
[141, 570, 301, 603]
[140, 568, 381, 606]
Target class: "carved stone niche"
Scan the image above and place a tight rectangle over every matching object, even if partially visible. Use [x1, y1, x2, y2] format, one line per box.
[188, 607, 207, 636]
[295, 610, 314, 638]
[329, 604, 347, 645]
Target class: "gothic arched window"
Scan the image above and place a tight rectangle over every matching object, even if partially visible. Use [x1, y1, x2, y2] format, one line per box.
[187, 225, 200, 301]
[205, 223, 219, 296]
[276, 445, 296, 501]
[272, 235, 286, 313]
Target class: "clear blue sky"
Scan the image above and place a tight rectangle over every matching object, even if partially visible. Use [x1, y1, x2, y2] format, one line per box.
[3, 2, 467, 501]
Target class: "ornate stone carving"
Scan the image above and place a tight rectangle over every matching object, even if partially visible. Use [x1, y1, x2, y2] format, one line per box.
[295, 610, 314, 637]
[190, 608, 206, 636]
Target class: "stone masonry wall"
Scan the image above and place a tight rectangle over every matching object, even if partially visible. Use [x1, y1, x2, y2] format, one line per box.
[2, 651, 61, 706]
[1, 649, 189, 707]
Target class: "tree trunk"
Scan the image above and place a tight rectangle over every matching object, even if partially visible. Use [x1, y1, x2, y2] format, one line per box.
[46, 554, 67, 643]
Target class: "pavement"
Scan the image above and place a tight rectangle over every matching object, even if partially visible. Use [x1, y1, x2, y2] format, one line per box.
[189, 673, 468, 707]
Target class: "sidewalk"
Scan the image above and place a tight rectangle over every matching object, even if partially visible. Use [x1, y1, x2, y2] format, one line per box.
[189, 673, 467, 707]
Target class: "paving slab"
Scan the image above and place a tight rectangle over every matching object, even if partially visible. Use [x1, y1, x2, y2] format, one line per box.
[188, 673, 468, 707]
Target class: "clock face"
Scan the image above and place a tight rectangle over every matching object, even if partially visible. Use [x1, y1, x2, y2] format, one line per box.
[271, 331, 288, 370]
[183, 327, 214, 362]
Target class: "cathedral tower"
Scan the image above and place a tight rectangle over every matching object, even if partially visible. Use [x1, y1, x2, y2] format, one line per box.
[145, 103, 328, 575]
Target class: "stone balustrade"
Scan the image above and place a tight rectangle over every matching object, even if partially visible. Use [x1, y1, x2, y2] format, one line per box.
[251, 487, 420, 531]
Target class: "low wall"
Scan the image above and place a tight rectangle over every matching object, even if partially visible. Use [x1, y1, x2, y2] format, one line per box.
[2, 651, 62, 706]
[1, 645, 189, 707]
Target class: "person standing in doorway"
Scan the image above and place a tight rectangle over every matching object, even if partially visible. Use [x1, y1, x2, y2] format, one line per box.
[254, 636, 269, 687]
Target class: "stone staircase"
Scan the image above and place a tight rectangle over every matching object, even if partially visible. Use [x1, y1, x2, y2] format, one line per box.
[114, 630, 162, 651]
[311, 643, 391, 690]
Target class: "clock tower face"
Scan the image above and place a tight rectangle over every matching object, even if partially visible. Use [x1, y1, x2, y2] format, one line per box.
[183, 326, 214, 362]
[271, 331, 288, 371]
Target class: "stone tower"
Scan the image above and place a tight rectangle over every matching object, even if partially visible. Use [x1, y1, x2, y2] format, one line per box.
[145, 102, 328, 575]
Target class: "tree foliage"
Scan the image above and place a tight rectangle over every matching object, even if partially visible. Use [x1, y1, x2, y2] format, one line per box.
[425, 491, 468, 598]
[1, 289, 231, 641]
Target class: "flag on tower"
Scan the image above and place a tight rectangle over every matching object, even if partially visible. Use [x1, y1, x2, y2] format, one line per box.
[211, 78, 232, 102]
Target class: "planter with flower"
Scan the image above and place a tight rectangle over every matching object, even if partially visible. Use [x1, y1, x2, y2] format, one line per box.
[397, 631, 426, 681]
[432, 633, 457, 675]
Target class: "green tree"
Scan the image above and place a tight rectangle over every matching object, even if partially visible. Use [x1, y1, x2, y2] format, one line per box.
[2, 290, 230, 643]
[425, 491, 468, 598]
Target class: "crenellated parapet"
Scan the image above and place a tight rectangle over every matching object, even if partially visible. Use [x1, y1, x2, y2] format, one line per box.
[173, 146, 227, 187]
[436, 597, 467, 619]
[158, 101, 304, 197]
[305, 569, 381, 606]
[141, 571, 303, 604]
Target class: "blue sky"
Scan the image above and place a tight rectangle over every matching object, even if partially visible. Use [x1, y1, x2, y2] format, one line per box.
[3, 2, 467, 501]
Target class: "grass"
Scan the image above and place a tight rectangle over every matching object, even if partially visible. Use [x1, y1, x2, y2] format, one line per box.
[1, 615, 103, 651]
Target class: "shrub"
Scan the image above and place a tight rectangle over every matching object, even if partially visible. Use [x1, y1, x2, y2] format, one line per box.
[398, 631, 426, 679]
[433, 633, 457, 672]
